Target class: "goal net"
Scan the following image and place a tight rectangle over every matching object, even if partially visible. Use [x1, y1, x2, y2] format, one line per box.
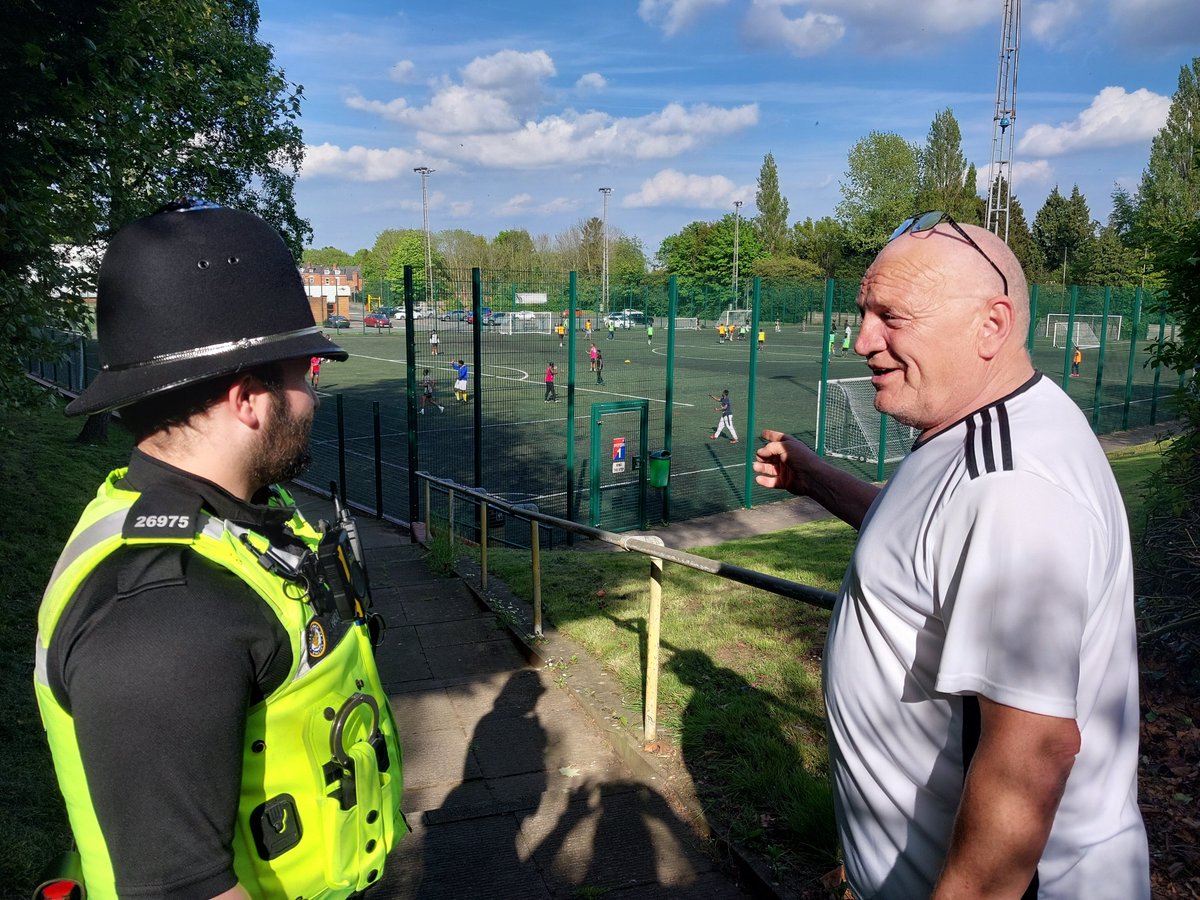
[1043, 314, 1122, 344]
[818, 377, 918, 465]
[499, 311, 554, 334]
[675, 316, 700, 330]
[718, 309, 751, 328]
[1053, 321, 1104, 349]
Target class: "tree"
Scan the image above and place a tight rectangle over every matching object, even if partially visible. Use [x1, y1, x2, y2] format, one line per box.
[303, 247, 354, 266]
[435, 229, 488, 271]
[0, 0, 307, 411]
[748, 256, 823, 280]
[491, 229, 537, 270]
[382, 230, 444, 299]
[917, 109, 978, 222]
[754, 152, 790, 255]
[656, 215, 765, 294]
[1136, 56, 1200, 234]
[792, 217, 847, 278]
[1031, 185, 1095, 286]
[836, 131, 920, 252]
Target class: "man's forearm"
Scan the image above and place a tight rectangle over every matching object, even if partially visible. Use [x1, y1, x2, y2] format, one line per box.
[806, 459, 880, 530]
[933, 701, 1079, 899]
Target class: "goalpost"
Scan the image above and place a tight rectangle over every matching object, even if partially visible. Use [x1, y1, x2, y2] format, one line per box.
[1043, 314, 1122, 345]
[498, 311, 555, 335]
[717, 309, 751, 328]
[818, 377, 918, 465]
[674, 316, 700, 330]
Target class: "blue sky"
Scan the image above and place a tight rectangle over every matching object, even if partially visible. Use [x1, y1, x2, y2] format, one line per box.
[256, 0, 1199, 259]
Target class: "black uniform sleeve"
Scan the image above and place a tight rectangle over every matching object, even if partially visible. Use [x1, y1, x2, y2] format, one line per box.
[48, 546, 292, 899]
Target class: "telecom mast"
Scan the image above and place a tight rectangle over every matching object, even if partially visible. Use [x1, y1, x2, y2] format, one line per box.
[985, 0, 1021, 242]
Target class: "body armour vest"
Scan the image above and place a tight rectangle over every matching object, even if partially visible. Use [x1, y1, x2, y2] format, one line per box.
[34, 470, 406, 899]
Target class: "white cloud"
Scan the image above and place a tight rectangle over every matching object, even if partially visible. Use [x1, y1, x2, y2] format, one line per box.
[462, 49, 555, 112]
[623, 169, 755, 209]
[419, 102, 759, 169]
[1018, 86, 1170, 156]
[496, 193, 578, 216]
[1026, 0, 1084, 42]
[576, 72, 607, 92]
[1107, 0, 1200, 49]
[450, 200, 474, 217]
[347, 85, 520, 134]
[389, 60, 416, 82]
[1011, 159, 1054, 188]
[743, 2, 845, 56]
[301, 143, 442, 182]
[639, 0, 730, 36]
[739, 0, 995, 54]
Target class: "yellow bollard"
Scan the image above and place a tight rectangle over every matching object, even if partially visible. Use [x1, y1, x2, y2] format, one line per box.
[645, 550, 664, 744]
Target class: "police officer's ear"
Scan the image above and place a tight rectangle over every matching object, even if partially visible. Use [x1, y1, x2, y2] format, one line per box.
[978, 294, 1016, 360]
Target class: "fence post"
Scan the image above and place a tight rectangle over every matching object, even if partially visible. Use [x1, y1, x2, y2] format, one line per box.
[1091, 287, 1112, 432]
[643, 535, 666, 744]
[744, 276, 762, 508]
[1122, 287, 1143, 430]
[423, 479, 432, 541]
[336, 394, 347, 505]
[816, 279, 835, 456]
[449, 489, 456, 548]
[1026, 285, 1040, 352]
[480, 500, 489, 592]
[531, 518, 542, 637]
[1061, 286, 1078, 389]
[1150, 305, 1167, 424]
[373, 401, 383, 518]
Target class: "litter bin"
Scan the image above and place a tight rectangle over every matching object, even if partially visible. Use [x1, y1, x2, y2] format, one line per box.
[648, 450, 671, 489]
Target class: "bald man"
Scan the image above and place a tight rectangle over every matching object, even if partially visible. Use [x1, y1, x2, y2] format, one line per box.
[754, 213, 1149, 899]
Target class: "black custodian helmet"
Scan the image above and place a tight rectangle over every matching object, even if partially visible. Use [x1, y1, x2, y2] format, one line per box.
[66, 199, 347, 416]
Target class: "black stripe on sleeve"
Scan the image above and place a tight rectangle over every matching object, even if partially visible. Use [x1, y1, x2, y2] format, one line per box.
[979, 407, 996, 473]
[997, 402, 1014, 471]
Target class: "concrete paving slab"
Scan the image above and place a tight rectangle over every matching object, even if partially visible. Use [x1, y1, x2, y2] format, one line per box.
[416, 616, 507, 648]
[400, 586, 487, 624]
[423, 638, 529, 680]
[374, 625, 433, 685]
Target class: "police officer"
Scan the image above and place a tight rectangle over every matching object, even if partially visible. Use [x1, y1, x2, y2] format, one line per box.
[34, 200, 405, 899]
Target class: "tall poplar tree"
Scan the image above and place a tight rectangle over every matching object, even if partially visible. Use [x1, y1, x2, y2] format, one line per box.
[1137, 56, 1200, 233]
[917, 109, 978, 222]
[754, 152, 790, 255]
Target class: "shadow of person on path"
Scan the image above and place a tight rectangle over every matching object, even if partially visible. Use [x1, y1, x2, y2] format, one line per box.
[413, 670, 549, 898]
[528, 777, 736, 897]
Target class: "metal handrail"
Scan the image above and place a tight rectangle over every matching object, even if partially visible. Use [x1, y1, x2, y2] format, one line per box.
[417, 471, 837, 743]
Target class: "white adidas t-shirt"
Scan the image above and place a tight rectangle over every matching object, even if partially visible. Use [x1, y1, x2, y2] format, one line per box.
[824, 374, 1149, 899]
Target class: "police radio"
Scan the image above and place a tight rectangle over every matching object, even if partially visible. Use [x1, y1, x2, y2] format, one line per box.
[315, 481, 370, 621]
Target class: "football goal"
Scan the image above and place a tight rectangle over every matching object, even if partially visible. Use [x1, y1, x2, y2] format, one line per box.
[1145, 323, 1183, 342]
[718, 309, 751, 329]
[674, 316, 700, 330]
[499, 311, 554, 335]
[818, 377, 918, 465]
[1043, 314, 1122, 346]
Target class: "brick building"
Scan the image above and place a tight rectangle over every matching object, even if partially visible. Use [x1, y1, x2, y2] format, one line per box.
[299, 264, 361, 322]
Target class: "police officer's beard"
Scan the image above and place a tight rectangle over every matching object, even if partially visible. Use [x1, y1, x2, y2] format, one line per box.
[248, 390, 314, 487]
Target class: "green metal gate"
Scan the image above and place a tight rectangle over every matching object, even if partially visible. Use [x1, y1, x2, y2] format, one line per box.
[589, 400, 649, 531]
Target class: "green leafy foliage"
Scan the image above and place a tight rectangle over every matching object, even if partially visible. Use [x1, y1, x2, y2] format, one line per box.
[0, 0, 308, 411]
[836, 131, 920, 252]
[754, 152, 790, 255]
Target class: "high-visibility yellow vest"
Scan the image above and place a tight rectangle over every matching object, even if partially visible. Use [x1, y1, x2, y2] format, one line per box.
[34, 469, 406, 899]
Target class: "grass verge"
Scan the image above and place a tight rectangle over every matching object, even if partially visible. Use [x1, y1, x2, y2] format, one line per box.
[3, 399, 133, 890]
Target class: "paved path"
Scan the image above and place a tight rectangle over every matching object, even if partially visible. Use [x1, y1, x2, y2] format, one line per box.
[291, 492, 753, 899]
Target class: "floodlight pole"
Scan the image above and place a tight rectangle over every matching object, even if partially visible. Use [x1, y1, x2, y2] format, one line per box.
[732, 200, 743, 308]
[414, 166, 435, 308]
[599, 187, 612, 315]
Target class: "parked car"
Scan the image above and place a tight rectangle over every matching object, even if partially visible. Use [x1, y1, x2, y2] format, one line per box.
[411, 308, 430, 320]
[466, 308, 495, 324]
[363, 313, 393, 328]
[442, 309, 468, 322]
[378, 306, 399, 317]
[323, 315, 350, 329]
[603, 310, 649, 329]
[488, 312, 511, 327]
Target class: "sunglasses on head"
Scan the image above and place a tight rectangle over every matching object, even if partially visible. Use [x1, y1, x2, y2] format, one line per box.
[890, 211, 1008, 296]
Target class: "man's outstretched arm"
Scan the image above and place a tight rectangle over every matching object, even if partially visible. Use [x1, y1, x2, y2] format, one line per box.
[753, 430, 880, 530]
